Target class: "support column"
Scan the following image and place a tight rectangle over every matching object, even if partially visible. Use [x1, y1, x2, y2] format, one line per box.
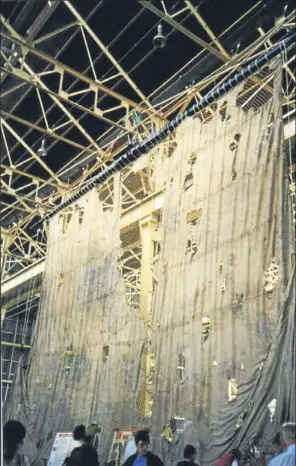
[1, 231, 10, 280]
[113, 172, 121, 219]
[138, 214, 159, 418]
[1, 307, 7, 328]
[139, 213, 158, 321]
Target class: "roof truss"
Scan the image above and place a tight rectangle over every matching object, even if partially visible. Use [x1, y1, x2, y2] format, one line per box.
[1, 0, 295, 279]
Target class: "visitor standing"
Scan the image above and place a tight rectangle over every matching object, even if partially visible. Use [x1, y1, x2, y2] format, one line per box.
[176, 444, 200, 466]
[3, 420, 30, 466]
[64, 425, 99, 466]
[268, 422, 295, 466]
[65, 425, 88, 458]
[122, 430, 164, 466]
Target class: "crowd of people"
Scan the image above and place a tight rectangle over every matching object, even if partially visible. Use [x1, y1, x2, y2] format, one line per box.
[2, 420, 295, 466]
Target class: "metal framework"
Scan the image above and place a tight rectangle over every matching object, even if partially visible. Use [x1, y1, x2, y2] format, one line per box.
[1, 1, 295, 396]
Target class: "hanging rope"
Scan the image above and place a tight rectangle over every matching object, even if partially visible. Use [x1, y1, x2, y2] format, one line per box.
[46, 32, 296, 220]
[282, 45, 296, 234]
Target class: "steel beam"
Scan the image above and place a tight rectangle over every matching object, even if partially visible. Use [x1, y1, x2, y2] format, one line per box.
[0, 110, 94, 154]
[1, 164, 67, 192]
[184, 1, 229, 58]
[1, 342, 31, 349]
[64, 1, 160, 118]
[138, 0, 226, 61]
[32, 20, 79, 45]
[142, 2, 295, 109]
[0, 15, 105, 158]
[139, 214, 158, 320]
[120, 191, 164, 231]
[1, 258, 45, 297]
[0, 0, 60, 85]
[0, 29, 163, 123]
[1, 118, 67, 187]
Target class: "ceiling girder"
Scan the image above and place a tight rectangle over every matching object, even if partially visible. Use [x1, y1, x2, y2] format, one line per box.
[141, 1, 295, 107]
[1, 30, 161, 122]
[1, 15, 105, 159]
[1, 1, 295, 280]
[138, 0, 226, 61]
[64, 0, 159, 118]
[0, 110, 94, 154]
[1, 118, 66, 186]
[1, 163, 67, 192]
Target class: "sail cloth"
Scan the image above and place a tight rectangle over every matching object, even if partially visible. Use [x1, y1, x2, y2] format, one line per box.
[150, 58, 295, 464]
[4, 179, 147, 465]
[4, 59, 295, 466]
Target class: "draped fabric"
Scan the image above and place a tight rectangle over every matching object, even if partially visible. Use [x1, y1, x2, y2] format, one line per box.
[150, 59, 295, 465]
[4, 180, 147, 465]
[4, 60, 295, 466]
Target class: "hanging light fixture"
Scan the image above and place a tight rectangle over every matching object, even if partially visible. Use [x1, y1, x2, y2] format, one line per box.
[11, 43, 18, 57]
[153, 24, 166, 48]
[37, 138, 47, 157]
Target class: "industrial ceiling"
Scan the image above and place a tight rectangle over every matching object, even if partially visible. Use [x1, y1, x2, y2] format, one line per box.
[1, 0, 295, 279]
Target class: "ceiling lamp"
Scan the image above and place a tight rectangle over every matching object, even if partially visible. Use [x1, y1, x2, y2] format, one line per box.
[153, 24, 166, 48]
[37, 138, 47, 157]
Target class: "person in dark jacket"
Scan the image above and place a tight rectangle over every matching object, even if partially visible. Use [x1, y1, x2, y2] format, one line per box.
[177, 444, 200, 466]
[3, 420, 30, 466]
[64, 425, 99, 466]
[68, 443, 99, 466]
[122, 430, 163, 466]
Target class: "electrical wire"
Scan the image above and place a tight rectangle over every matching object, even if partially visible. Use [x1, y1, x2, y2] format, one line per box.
[6, 1, 21, 24]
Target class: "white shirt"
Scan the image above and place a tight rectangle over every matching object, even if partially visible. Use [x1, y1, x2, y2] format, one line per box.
[232, 461, 238, 466]
[123, 439, 137, 461]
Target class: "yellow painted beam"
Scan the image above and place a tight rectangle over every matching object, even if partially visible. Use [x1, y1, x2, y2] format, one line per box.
[139, 214, 158, 321]
[1, 342, 31, 349]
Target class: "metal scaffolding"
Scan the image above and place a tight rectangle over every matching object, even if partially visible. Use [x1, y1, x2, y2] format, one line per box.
[1, 295, 38, 402]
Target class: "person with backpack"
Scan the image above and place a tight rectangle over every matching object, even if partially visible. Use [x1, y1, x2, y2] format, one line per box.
[216, 448, 242, 466]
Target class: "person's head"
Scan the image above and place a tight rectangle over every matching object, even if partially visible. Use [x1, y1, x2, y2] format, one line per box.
[280, 422, 296, 449]
[73, 425, 86, 441]
[231, 449, 242, 461]
[184, 444, 197, 462]
[3, 420, 26, 461]
[73, 425, 93, 445]
[135, 430, 150, 456]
